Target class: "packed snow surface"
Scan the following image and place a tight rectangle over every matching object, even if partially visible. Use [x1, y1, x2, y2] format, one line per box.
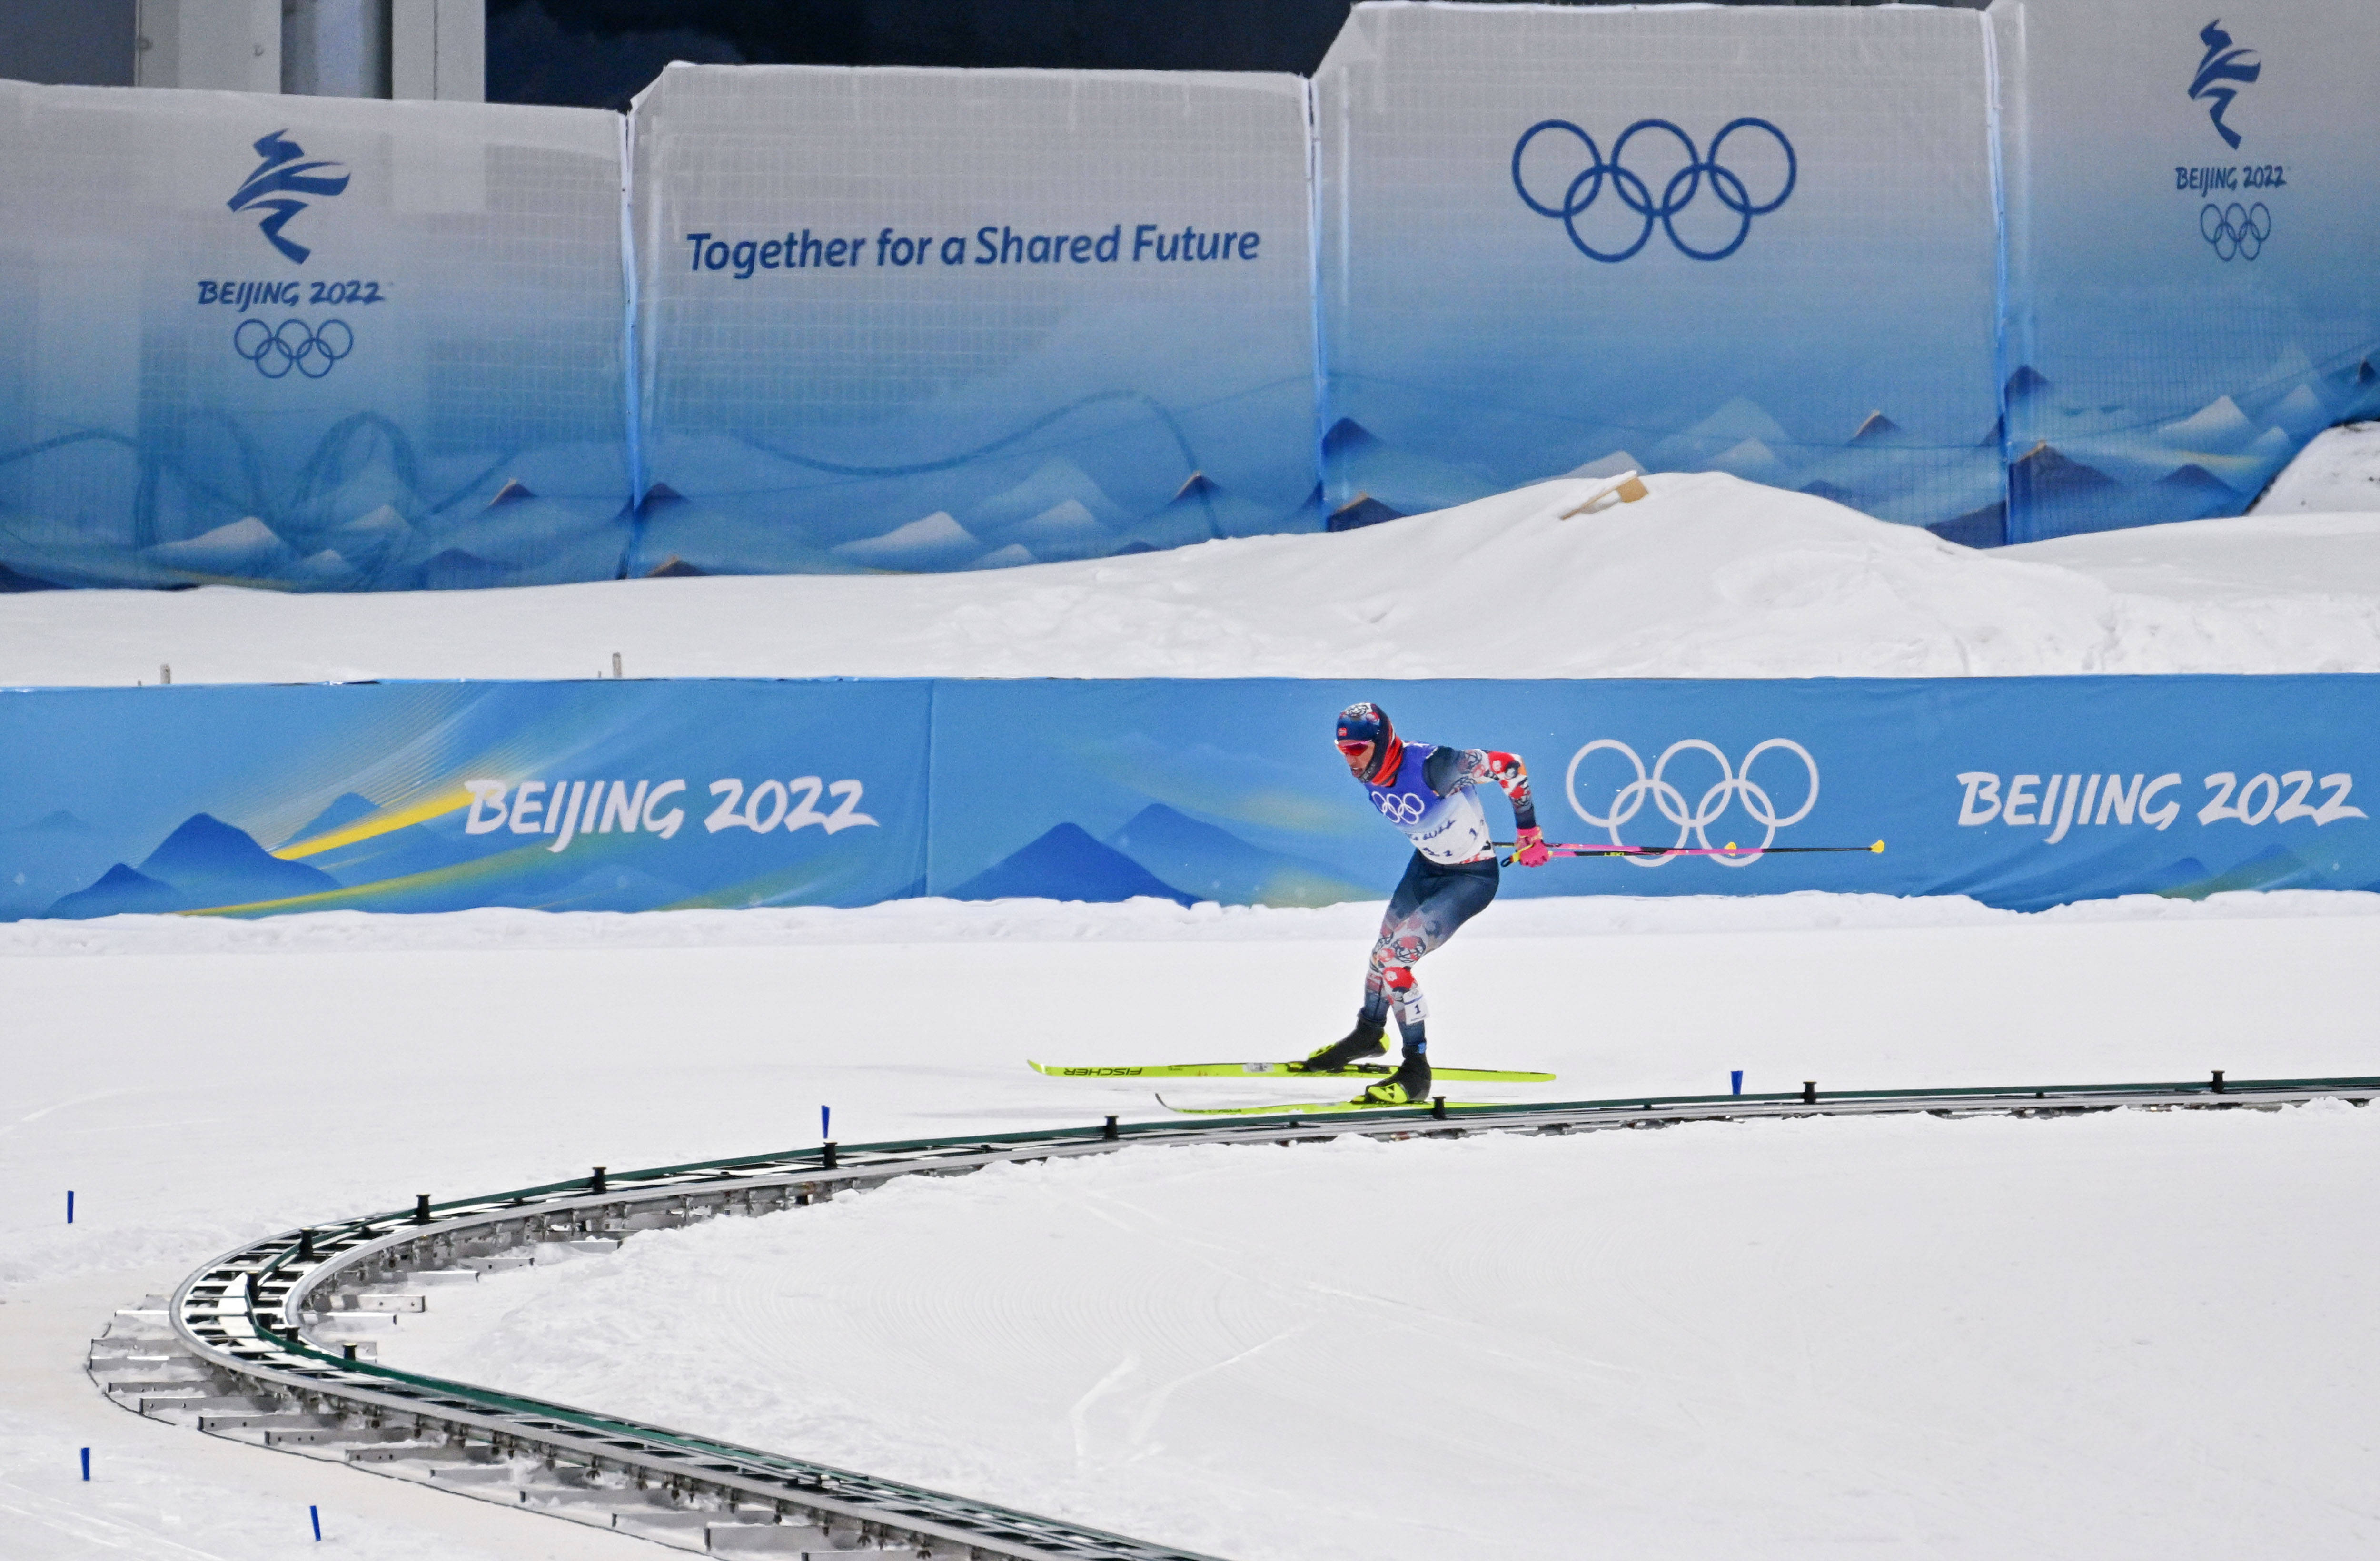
[7, 893, 2380, 1558]
[10, 449, 2380, 686]
[2004, 508, 2380, 612]
[386, 1105, 2380, 1561]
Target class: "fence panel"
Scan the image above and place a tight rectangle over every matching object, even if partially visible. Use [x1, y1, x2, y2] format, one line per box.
[1991, 0, 2380, 542]
[0, 84, 635, 591]
[625, 64, 1320, 578]
[1313, 4, 2005, 540]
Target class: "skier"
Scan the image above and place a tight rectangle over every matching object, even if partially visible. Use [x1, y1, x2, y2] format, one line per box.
[1306, 701, 1550, 1104]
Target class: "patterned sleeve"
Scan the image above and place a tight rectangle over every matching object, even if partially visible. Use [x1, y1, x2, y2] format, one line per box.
[1428, 746, 1540, 832]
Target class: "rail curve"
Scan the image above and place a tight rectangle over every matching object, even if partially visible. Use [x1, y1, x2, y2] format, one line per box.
[89, 1074, 2378, 1558]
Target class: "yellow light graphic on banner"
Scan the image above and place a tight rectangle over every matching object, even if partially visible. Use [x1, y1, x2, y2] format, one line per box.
[273, 784, 475, 860]
[185, 842, 551, 917]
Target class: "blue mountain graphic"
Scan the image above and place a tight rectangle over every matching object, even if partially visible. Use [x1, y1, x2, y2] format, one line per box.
[2154, 843, 2313, 899]
[949, 823, 1197, 906]
[7, 809, 91, 834]
[2009, 441, 2117, 503]
[1103, 804, 1368, 907]
[46, 862, 187, 919]
[141, 814, 340, 904]
[45, 813, 340, 918]
[278, 792, 380, 850]
[2135, 857, 2210, 897]
[537, 867, 700, 913]
[0, 808, 116, 919]
[1322, 418, 1384, 464]
[2004, 366, 2052, 405]
[1327, 494, 1402, 533]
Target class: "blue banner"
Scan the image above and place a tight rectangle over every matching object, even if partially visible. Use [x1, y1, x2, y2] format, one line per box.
[0, 681, 931, 922]
[4, 675, 2377, 921]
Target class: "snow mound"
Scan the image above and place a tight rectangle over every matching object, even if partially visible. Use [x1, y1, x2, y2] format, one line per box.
[2253, 420, 2380, 514]
[7, 447, 2380, 683]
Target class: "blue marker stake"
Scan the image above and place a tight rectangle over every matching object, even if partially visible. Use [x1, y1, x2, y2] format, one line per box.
[67, 1191, 74, 1224]
[80, 1447, 89, 1481]
[822, 1105, 830, 1141]
[310, 1504, 322, 1541]
[1730, 1070, 1743, 1097]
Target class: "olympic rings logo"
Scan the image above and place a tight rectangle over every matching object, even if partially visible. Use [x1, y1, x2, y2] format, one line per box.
[1564, 739, 1819, 868]
[2200, 201, 2270, 261]
[1370, 790, 1427, 826]
[1513, 118, 1796, 263]
[233, 317, 354, 379]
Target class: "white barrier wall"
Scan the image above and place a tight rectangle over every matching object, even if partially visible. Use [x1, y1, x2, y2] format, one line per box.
[5, 4, 2377, 591]
[1991, 0, 2380, 541]
[1314, 1, 2006, 540]
[0, 82, 633, 591]
[625, 65, 1319, 575]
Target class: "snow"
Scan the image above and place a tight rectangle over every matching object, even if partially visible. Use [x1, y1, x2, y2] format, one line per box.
[382, 1106, 2380, 1561]
[2252, 420, 2380, 514]
[1999, 509, 2380, 613]
[7, 891, 2380, 1557]
[9, 429, 2380, 1557]
[7, 423, 2380, 685]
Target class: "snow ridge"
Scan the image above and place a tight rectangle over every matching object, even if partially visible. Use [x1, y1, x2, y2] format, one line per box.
[10, 462, 2380, 686]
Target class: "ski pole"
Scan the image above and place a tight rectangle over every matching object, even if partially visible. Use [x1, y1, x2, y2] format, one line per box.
[1496, 839, 1884, 861]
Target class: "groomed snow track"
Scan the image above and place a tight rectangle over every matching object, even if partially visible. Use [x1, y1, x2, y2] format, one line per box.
[90, 1073, 2379, 1559]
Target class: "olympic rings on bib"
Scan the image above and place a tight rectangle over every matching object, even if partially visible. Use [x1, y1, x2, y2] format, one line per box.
[233, 317, 354, 379]
[1564, 739, 1819, 867]
[2200, 201, 2270, 262]
[1512, 118, 1796, 263]
[1371, 790, 1427, 826]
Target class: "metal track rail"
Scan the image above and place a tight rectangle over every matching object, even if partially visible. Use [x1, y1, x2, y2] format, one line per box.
[90, 1072, 2377, 1558]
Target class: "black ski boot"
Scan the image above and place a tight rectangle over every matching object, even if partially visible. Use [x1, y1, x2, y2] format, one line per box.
[1299, 1015, 1388, 1073]
[1358, 1052, 1433, 1106]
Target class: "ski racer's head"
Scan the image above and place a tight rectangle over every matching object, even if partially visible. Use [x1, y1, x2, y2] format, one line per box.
[1334, 701, 1402, 784]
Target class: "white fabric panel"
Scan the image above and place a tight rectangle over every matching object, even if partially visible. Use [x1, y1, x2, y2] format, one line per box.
[0, 83, 631, 589]
[1315, 1, 2005, 538]
[1991, 0, 2380, 540]
[627, 64, 1319, 575]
